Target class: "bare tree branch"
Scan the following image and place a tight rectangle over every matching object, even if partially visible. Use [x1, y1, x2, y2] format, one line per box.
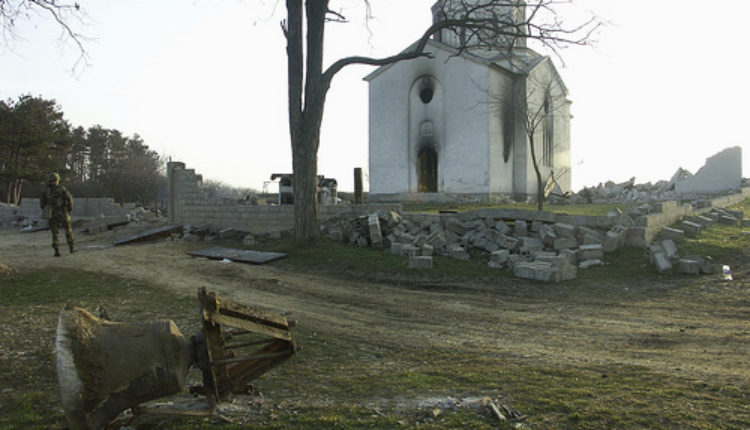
[1, 0, 90, 73]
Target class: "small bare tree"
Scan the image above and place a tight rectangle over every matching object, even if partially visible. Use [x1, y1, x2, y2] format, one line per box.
[0, 0, 89, 72]
[283, 0, 598, 241]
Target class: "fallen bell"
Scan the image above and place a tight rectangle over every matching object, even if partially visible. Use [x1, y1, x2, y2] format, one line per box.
[55, 287, 297, 430]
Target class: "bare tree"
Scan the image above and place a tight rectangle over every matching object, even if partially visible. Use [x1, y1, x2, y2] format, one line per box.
[1, 0, 89, 72]
[282, 0, 598, 241]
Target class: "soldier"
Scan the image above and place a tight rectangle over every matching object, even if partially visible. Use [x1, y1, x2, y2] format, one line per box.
[40, 173, 75, 257]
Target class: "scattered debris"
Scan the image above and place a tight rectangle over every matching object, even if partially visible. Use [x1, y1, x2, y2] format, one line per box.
[187, 246, 287, 265]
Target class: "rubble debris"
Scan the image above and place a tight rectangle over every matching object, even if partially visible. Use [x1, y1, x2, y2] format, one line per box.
[187, 246, 287, 265]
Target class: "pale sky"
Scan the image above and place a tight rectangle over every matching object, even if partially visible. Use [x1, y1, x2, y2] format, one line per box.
[2, 0, 748, 193]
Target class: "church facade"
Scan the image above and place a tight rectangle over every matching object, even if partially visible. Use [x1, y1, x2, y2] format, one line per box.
[365, 1, 572, 202]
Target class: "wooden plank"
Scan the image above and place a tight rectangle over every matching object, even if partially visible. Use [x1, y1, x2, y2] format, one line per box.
[208, 313, 292, 341]
[186, 246, 287, 265]
[215, 296, 290, 328]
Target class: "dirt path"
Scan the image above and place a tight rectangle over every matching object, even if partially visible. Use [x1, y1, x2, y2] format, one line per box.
[1, 225, 748, 387]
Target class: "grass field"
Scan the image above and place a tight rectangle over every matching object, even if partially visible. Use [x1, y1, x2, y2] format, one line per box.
[1, 199, 748, 429]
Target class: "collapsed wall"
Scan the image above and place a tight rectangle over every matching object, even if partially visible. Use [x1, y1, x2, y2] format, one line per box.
[167, 162, 400, 234]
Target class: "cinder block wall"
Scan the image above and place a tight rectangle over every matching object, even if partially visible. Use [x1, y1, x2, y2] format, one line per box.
[167, 162, 401, 234]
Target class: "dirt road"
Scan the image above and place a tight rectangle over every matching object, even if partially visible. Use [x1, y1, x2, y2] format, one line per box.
[1, 223, 748, 389]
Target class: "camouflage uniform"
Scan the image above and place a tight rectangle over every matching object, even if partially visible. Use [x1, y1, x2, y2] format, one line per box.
[40, 173, 75, 256]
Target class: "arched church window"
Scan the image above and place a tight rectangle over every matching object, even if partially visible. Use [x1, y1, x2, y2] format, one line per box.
[419, 77, 435, 104]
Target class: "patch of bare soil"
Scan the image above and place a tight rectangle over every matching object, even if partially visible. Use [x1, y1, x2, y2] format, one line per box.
[1, 223, 749, 389]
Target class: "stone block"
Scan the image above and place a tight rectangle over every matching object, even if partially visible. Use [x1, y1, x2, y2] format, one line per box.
[741, 219, 750, 227]
[660, 239, 679, 260]
[357, 236, 369, 247]
[680, 220, 702, 236]
[448, 244, 470, 260]
[368, 214, 383, 248]
[514, 220, 528, 237]
[660, 227, 685, 241]
[514, 261, 554, 282]
[426, 231, 448, 248]
[401, 244, 420, 257]
[421, 244, 434, 256]
[552, 222, 577, 239]
[676, 259, 701, 275]
[498, 235, 520, 250]
[719, 215, 739, 226]
[507, 254, 528, 269]
[553, 237, 578, 251]
[530, 220, 543, 233]
[518, 237, 544, 254]
[579, 259, 603, 269]
[494, 220, 511, 236]
[579, 244, 604, 260]
[652, 251, 673, 274]
[602, 226, 626, 253]
[490, 249, 510, 265]
[242, 234, 255, 246]
[539, 224, 557, 246]
[390, 242, 403, 255]
[409, 255, 433, 269]
[694, 215, 715, 227]
[446, 219, 468, 236]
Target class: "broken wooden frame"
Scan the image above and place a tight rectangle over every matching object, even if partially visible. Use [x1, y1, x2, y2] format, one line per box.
[129, 287, 296, 419]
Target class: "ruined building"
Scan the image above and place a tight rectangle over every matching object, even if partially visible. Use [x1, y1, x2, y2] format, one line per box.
[365, 0, 571, 202]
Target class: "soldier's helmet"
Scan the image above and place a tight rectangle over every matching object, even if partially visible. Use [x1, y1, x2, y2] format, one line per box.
[48, 173, 60, 184]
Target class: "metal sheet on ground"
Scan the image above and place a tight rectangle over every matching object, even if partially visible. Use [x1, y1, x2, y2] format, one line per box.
[113, 225, 183, 246]
[187, 246, 287, 265]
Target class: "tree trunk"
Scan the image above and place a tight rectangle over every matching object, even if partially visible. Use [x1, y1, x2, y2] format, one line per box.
[292, 131, 320, 241]
[528, 134, 544, 211]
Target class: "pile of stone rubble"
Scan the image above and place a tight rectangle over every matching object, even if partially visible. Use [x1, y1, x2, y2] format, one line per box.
[321, 203, 747, 282]
[321, 210, 635, 282]
[648, 207, 746, 275]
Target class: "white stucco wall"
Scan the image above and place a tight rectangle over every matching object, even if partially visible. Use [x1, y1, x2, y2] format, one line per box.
[675, 146, 742, 194]
[368, 43, 495, 196]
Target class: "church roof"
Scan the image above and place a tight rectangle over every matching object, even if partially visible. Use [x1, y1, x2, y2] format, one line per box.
[363, 38, 567, 95]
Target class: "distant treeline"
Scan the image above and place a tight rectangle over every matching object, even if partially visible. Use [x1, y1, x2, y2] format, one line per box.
[0, 94, 165, 206]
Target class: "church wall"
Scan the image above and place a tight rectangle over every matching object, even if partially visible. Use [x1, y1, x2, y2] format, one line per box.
[435, 51, 493, 194]
[522, 62, 572, 197]
[368, 46, 494, 197]
[488, 68, 517, 195]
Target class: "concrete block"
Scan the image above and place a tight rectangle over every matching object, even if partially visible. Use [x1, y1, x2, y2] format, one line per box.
[421, 244, 434, 256]
[357, 236, 369, 247]
[539, 224, 557, 246]
[680, 220, 702, 236]
[694, 215, 715, 227]
[530, 220, 543, 233]
[507, 254, 528, 269]
[242, 234, 255, 246]
[552, 222, 577, 239]
[518, 237, 544, 254]
[401, 244, 420, 257]
[741, 219, 750, 227]
[660, 239, 679, 260]
[390, 242, 403, 255]
[719, 215, 739, 226]
[652, 251, 673, 274]
[553, 237, 578, 251]
[660, 227, 685, 241]
[579, 259, 603, 269]
[445, 219, 469, 236]
[498, 235, 520, 250]
[579, 244, 604, 260]
[514, 261, 554, 282]
[448, 244, 470, 260]
[514, 220, 528, 237]
[602, 226, 626, 252]
[426, 231, 448, 248]
[494, 220, 511, 236]
[368, 214, 383, 248]
[490, 249, 510, 265]
[409, 255, 433, 269]
[676, 259, 701, 275]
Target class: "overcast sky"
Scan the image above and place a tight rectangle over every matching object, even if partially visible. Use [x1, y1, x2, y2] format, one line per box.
[2, 0, 748, 193]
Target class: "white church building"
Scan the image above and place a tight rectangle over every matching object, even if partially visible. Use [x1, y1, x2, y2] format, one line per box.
[365, 0, 572, 202]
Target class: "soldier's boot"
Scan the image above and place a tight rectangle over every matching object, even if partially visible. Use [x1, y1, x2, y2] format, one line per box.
[68, 243, 75, 254]
[53, 246, 61, 257]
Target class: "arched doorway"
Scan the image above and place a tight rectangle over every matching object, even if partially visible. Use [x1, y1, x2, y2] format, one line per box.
[417, 146, 438, 192]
